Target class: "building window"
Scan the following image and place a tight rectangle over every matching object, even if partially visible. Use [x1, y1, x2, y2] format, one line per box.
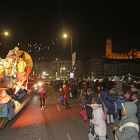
[62, 62, 64, 65]
[65, 62, 67, 65]
[59, 62, 61, 65]
[68, 62, 70, 65]
[68, 66, 70, 68]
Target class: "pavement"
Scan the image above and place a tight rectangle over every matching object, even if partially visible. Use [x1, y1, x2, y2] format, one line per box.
[0, 86, 116, 140]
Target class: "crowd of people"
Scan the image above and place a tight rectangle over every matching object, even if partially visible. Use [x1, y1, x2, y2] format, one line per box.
[50, 78, 140, 140]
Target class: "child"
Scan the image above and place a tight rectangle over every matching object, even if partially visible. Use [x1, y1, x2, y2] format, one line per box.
[106, 89, 116, 124]
[88, 96, 106, 140]
[59, 88, 65, 107]
[113, 102, 139, 140]
[114, 91, 125, 120]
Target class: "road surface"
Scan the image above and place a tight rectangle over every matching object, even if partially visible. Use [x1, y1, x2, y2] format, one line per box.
[0, 86, 115, 140]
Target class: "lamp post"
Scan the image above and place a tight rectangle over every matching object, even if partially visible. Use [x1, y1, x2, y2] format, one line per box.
[64, 34, 73, 72]
[0, 32, 9, 35]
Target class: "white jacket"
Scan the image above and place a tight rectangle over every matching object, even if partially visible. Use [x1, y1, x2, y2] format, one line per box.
[90, 104, 106, 136]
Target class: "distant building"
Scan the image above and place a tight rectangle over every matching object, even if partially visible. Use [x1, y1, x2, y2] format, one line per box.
[106, 38, 140, 59]
[74, 60, 86, 80]
[86, 56, 104, 79]
[32, 61, 52, 78]
[104, 59, 140, 76]
[51, 58, 72, 79]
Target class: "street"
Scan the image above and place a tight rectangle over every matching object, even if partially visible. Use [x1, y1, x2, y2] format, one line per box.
[0, 86, 115, 140]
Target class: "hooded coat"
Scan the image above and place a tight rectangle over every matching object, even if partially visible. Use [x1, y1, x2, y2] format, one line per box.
[116, 102, 139, 140]
[90, 104, 106, 136]
[106, 94, 116, 115]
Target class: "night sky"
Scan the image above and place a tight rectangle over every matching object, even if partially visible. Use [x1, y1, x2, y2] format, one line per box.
[0, 1, 140, 60]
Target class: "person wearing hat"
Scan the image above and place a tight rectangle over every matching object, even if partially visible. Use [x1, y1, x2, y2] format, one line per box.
[106, 89, 117, 124]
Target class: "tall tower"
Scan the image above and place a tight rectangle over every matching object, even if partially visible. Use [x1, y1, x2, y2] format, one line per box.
[106, 38, 112, 57]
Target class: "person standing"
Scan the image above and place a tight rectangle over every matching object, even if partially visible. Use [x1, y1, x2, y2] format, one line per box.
[75, 83, 78, 98]
[114, 91, 125, 120]
[131, 91, 140, 139]
[59, 88, 65, 107]
[113, 102, 139, 140]
[115, 78, 122, 93]
[38, 85, 46, 110]
[88, 96, 106, 140]
[63, 85, 70, 109]
[106, 89, 116, 124]
[71, 83, 75, 99]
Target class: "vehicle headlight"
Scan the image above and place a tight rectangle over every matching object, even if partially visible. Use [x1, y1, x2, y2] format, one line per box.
[38, 82, 42, 86]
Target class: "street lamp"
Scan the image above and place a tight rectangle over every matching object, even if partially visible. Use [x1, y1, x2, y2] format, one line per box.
[4, 32, 8, 36]
[63, 34, 73, 72]
[0, 32, 9, 35]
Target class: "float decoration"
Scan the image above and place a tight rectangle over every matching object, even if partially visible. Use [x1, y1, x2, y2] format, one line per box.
[0, 47, 33, 104]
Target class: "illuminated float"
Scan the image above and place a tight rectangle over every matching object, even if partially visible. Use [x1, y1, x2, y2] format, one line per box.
[0, 47, 33, 129]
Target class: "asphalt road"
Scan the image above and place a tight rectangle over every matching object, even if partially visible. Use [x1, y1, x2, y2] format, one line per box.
[0, 86, 115, 140]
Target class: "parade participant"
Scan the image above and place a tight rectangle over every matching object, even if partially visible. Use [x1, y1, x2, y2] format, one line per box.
[114, 102, 139, 140]
[87, 96, 106, 140]
[106, 89, 116, 124]
[38, 84, 46, 110]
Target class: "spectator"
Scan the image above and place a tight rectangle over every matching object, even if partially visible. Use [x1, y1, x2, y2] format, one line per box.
[59, 88, 65, 107]
[88, 96, 106, 140]
[75, 83, 78, 98]
[114, 91, 125, 120]
[71, 83, 75, 99]
[106, 89, 116, 124]
[115, 78, 122, 93]
[97, 86, 107, 105]
[114, 102, 139, 140]
[124, 91, 131, 102]
[86, 88, 96, 119]
[105, 77, 114, 91]
[131, 91, 140, 139]
[94, 80, 100, 91]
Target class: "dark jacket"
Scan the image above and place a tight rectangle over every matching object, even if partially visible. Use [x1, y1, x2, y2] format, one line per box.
[135, 100, 140, 125]
[86, 93, 96, 119]
[100, 91, 107, 105]
[71, 84, 75, 93]
[105, 81, 114, 91]
[106, 94, 116, 115]
[38, 86, 46, 98]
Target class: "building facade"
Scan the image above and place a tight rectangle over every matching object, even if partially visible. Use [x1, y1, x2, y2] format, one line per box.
[51, 58, 72, 79]
[104, 59, 140, 77]
[74, 60, 86, 80]
[86, 56, 104, 79]
[106, 38, 140, 59]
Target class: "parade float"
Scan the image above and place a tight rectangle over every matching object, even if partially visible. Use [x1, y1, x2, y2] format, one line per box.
[0, 47, 33, 129]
